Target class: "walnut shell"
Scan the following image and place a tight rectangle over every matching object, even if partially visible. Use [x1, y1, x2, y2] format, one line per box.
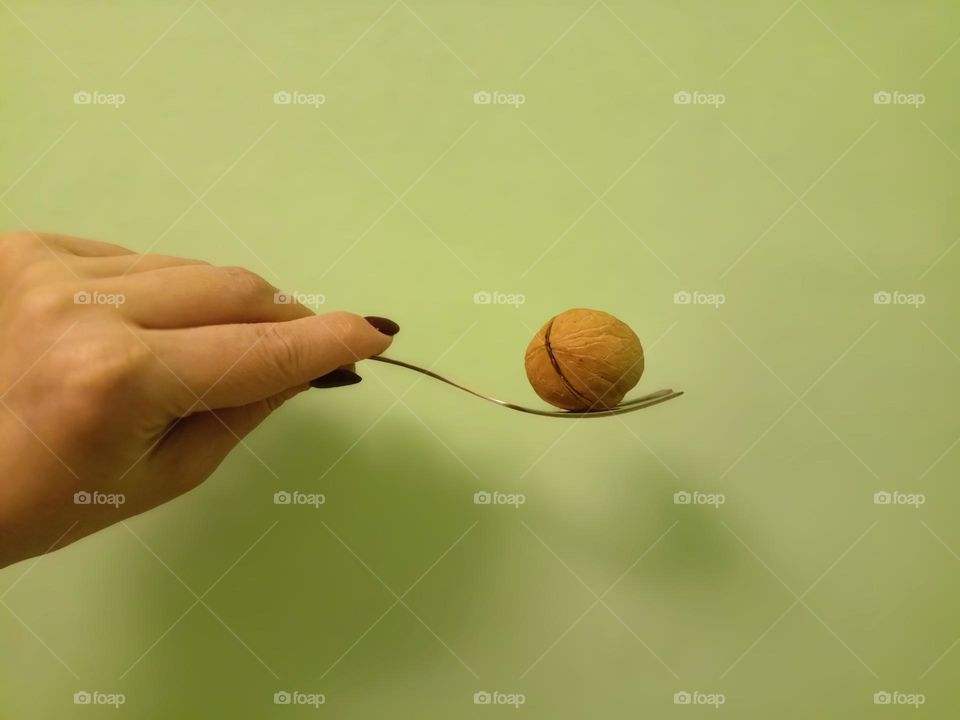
[524, 308, 644, 411]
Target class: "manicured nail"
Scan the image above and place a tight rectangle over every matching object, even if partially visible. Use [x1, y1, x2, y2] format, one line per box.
[365, 316, 400, 336]
[310, 368, 362, 389]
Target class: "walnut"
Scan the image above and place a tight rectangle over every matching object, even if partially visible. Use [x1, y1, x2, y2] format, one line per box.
[524, 308, 644, 411]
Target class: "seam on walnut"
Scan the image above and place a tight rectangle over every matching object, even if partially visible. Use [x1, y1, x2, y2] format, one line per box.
[544, 317, 593, 407]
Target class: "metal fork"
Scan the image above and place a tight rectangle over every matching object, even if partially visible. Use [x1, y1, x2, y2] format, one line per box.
[368, 356, 683, 418]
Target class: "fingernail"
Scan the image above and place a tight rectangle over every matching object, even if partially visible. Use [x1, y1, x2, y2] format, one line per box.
[365, 316, 400, 336]
[310, 368, 362, 389]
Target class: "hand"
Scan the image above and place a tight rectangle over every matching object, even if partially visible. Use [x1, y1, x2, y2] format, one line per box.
[0, 232, 398, 568]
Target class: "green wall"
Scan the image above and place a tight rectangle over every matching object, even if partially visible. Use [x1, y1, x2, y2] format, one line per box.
[2, 1, 959, 717]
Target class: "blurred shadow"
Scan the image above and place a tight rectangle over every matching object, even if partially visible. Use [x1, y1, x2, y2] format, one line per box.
[120, 396, 489, 715]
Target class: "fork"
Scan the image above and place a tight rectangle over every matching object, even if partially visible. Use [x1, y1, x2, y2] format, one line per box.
[368, 356, 683, 418]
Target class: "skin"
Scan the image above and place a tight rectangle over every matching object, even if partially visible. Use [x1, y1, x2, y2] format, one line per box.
[0, 232, 394, 569]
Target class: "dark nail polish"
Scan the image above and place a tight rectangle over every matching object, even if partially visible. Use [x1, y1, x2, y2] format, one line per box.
[310, 368, 362, 389]
[365, 316, 400, 336]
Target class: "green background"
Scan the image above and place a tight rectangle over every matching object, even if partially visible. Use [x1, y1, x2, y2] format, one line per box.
[2, 1, 960, 717]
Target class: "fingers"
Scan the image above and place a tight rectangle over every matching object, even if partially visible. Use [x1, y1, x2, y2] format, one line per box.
[70, 253, 210, 278]
[0, 232, 133, 276]
[41, 233, 135, 257]
[90, 264, 314, 328]
[146, 312, 397, 411]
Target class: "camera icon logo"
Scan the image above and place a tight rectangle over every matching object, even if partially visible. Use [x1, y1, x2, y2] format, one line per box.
[273, 91, 292, 105]
[274, 291, 294, 305]
[873, 291, 892, 305]
[274, 491, 292, 505]
[873, 691, 891, 705]
[274, 691, 292, 705]
[74, 491, 92, 505]
[673, 290, 692, 305]
[474, 491, 492, 505]
[673, 491, 691, 505]
[873, 91, 892, 105]
[473, 691, 492, 705]
[73, 91, 92, 105]
[673, 91, 692, 105]
[74, 291, 92, 305]
[473, 291, 492, 305]
[73, 691, 92, 705]
[873, 491, 892, 505]
[673, 691, 692, 705]
[473, 91, 492, 105]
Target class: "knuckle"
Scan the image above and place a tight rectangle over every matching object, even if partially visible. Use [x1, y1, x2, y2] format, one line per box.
[55, 332, 153, 408]
[14, 284, 71, 322]
[0, 231, 45, 272]
[261, 391, 292, 414]
[0, 230, 39, 249]
[256, 323, 304, 376]
[220, 265, 274, 298]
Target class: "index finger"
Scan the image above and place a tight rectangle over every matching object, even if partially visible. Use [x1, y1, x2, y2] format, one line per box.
[145, 313, 398, 412]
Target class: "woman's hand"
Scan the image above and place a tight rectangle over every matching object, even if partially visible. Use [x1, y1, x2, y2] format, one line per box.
[0, 232, 397, 568]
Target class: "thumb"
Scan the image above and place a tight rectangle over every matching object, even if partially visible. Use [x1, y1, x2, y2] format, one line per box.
[151, 384, 309, 499]
[149, 313, 399, 412]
